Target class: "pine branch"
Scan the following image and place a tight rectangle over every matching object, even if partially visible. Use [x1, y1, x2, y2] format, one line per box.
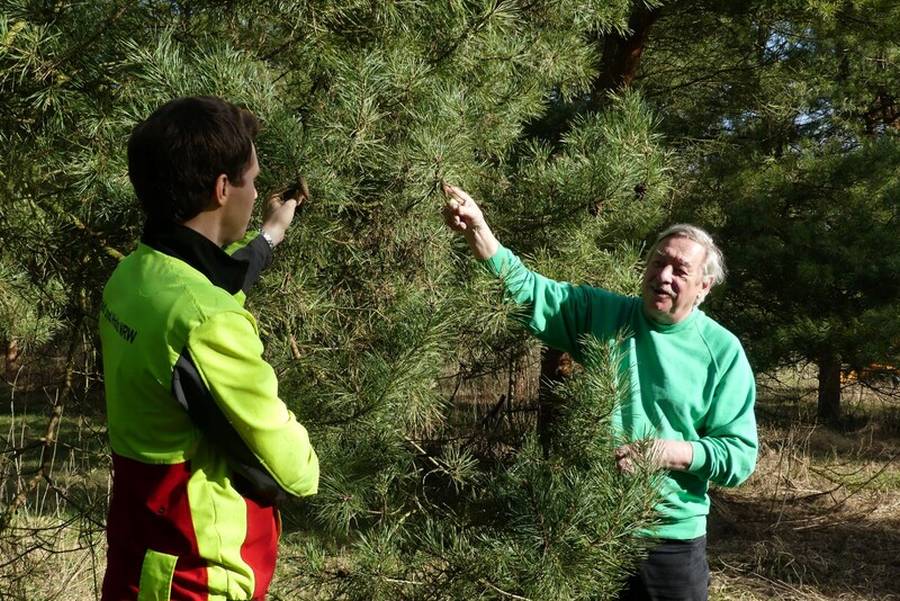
[428, 0, 511, 67]
[66, 213, 125, 262]
[39, 3, 129, 83]
[478, 578, 532, 600]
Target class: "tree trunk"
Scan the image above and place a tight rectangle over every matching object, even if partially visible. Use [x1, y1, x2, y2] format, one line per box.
[3, 338, 19, 381]
[538, 346, 574, 456]
[817, 353, 842, 426]
[590, 4, 661, 105]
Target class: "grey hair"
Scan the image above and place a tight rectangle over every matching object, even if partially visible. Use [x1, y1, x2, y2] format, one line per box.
[651, 224, 726, 286]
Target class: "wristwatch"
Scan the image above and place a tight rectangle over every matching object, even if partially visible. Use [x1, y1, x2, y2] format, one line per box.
[259, 228, 275, 249]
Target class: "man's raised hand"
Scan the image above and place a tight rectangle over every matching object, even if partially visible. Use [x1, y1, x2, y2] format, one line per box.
[261, 193, 301, 247]
[441, 183, 485, 233]
[441, 183, 499, 260]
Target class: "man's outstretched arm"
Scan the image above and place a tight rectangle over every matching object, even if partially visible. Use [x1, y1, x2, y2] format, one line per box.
[441, 184, 630, 359]
[227, 191, 304, 295]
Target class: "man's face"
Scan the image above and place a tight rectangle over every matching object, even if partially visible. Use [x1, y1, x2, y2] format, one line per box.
[641, 235, 713, 324]
[222, 145, 260, 245]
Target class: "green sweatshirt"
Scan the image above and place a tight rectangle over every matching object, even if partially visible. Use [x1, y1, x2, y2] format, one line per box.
[485, 246, 757, 540]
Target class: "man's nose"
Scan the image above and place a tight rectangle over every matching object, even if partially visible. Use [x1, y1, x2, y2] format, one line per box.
[658, 265, 674, 282]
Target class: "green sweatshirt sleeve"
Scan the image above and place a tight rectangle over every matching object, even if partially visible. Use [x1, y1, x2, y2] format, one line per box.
[186, 311, 319, 497]
[687, 349, 758, 487]
[483, 245, 630, 357]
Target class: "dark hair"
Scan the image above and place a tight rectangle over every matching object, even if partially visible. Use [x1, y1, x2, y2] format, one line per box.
[128, 96, 260, 223]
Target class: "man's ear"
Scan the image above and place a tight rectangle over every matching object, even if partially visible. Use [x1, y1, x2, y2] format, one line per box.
[212, 173, 229, 208]
[697, 275, 714, 304]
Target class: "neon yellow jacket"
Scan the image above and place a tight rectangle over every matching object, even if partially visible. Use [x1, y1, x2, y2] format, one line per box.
[99, 221, 318, 601]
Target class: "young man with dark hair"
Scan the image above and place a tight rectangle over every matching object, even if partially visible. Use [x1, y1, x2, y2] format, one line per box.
[100, 96, 319, 601]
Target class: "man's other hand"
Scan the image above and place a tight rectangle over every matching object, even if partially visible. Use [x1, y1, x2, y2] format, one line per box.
[615, 439, 694, 474]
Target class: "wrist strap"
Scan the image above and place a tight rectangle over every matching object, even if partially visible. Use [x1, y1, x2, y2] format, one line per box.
[259, 228, 275, 249]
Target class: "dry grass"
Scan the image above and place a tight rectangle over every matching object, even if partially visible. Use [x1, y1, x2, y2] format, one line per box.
[706, 372, 900, 601]
[2, 367, 899, 600]
[0, 514, 106, 601]
[1, 374, 109, 601]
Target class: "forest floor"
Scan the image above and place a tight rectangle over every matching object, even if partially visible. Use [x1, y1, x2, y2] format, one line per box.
[1, 369, 898, 600]
[707, 374, 900, 601]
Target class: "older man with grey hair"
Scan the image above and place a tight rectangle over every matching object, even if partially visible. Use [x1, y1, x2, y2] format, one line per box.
[442, 185, 758, 601]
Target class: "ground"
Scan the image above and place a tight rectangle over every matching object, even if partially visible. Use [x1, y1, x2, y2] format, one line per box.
[1, 369, 898, 600]
[707, 374, 900, 601]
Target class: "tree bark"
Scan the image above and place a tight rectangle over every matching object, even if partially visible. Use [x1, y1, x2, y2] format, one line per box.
[817, 353, 842, 426]
[590, 4, 662, 106]
[538, 346, 574, 456]
[3, 338, 19, 381]
[523, 4, 662, 144]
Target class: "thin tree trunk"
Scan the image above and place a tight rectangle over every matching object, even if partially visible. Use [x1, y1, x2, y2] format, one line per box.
[4, 338, 19, 381]
[817, 353, 842, 426]
[538, 347, 574, 456]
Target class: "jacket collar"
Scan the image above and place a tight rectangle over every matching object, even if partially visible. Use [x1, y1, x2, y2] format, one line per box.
[141, 219, 247, 294]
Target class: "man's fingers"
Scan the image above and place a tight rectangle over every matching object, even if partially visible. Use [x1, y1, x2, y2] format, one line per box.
[447, 214, 465, 231]
[441, 182, 461, 200]
[280, 176, 310, 204]
[269, 193, 297, 206]
[442, 202, 458, 221]
[450, 186, 473, 205]
[441, 184, 482, 234]
[441, 203, 466, 232]
[288, 188, 308, 205]
[442, 183, 474, 206]
[615, 445, 638, 474]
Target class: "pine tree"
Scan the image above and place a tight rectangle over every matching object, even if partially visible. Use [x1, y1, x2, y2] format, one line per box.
[2, 2, 674, 598]
[633, 0, 900, 424]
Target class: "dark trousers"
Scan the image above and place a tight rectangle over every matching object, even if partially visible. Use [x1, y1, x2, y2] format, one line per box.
[618, 536, 709, 601]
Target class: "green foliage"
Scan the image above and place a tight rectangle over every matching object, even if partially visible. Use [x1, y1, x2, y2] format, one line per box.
[0, 0, 672, 598]
[509, 90, 671, 288]
[0, 255, 64, 349]
[714, 137, 899, 373]
[274, 337, 659, 601]
[640, 0, 900, 417]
